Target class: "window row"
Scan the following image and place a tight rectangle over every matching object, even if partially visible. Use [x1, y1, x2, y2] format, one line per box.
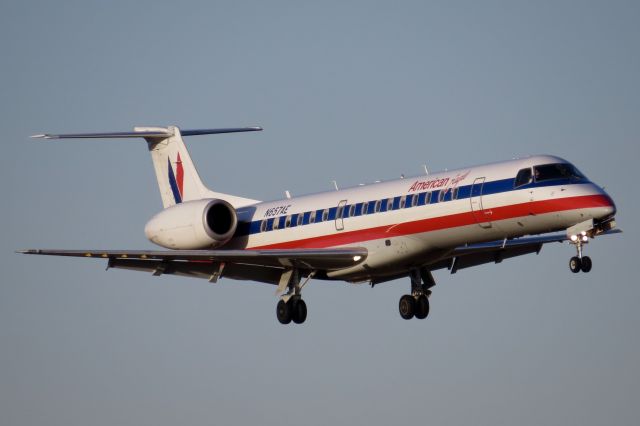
[258, 187, 461, 233]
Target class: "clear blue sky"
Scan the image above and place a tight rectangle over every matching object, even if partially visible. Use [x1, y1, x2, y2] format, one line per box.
[1, 1, 639, 425]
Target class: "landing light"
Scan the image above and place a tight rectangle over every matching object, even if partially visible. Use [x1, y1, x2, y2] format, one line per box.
[582, 236, 589, 242]
[353, 255, 362, 262]
[570, 235, 578, 242]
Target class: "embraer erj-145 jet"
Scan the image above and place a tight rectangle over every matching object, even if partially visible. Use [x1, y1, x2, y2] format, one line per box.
[20, 126, 620, 324]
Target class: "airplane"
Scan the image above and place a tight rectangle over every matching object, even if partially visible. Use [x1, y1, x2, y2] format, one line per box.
[19, 125, 620, 324]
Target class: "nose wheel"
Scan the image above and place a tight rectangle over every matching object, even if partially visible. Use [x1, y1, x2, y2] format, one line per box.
[568, 233, 593, 273]
[569, 255, 592, 273]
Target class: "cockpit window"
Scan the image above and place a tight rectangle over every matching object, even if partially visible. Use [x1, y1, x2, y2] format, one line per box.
[514, 168, 533, 188]
[533, 163, 586, 182]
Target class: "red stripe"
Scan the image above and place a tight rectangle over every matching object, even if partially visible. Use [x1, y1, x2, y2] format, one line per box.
[251, 194, 612, 250]
[176, 153, 184, 198]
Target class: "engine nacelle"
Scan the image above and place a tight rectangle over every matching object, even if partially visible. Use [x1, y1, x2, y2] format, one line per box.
[144, 199, 238, 249]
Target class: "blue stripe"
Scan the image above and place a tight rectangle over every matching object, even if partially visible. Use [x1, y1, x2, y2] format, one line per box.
[167, 158, 182, 204]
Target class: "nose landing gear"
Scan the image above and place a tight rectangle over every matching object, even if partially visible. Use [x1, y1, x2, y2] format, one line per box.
[568, 233, 592, 273]
[398, 268, 434, 320]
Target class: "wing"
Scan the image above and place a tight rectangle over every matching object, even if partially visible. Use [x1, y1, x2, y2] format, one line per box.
[430, 229, 621, 274]
[17, 248, 368, 284]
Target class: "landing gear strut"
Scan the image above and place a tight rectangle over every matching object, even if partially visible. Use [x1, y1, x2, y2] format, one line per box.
[569, 233, 593, 273]
[276, 270, 312, 325]
[398, 269, 434, 320]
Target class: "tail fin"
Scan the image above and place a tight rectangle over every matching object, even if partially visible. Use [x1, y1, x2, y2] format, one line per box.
[31, 125, 262, 208]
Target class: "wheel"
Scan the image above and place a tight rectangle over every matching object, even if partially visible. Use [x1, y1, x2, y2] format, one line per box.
[276, 299, 292, 324]
[569, 256, 582, 273]
[414, 295, 430, 319]
[399, 295, 415, 320]
[581, 256, 592, 273]
[291, 298, 307, 324]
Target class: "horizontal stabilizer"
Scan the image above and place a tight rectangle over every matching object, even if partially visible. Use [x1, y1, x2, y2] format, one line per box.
[31, 127, 262, 140]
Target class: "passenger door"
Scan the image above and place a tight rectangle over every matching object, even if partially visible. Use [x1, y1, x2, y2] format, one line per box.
[470, 177, 492, 229]
[335, 200, 347, 231]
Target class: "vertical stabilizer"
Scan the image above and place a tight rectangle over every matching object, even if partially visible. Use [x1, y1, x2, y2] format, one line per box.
[142, 126, 209, 208]
[139, 126, 260, 209]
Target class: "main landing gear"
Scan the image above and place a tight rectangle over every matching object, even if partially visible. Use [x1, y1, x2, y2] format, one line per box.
[276, 270, 313, 325]
[276, 297, 307, 324]
[568, 232, 593, 274]
[398, 269, 435, 320]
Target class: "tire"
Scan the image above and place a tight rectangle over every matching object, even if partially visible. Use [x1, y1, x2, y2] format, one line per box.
[276, 299, 292, 324]
[414, 295, 430, 320]
[292, 298, 307, 324]
[399, 295, 415, 320]
[569, 256, 582, 273]
[581, 256, 592, 273]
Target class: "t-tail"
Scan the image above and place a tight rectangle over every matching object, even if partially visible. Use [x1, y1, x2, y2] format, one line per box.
[31, 126, 262, 208]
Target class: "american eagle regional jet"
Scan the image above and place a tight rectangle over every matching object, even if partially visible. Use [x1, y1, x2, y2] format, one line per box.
[20, 126, 620, 324]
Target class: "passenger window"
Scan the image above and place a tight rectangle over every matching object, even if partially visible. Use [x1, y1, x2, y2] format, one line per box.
[438, 189, 447, 202]
[260, 220, 267, 232]
[297, 214, 303, 226]
[362, 202, 369, 214]
[349, 204, 355, 217]
[400, 196, 406, 209]
[515, 168, 533, 187]
[411, 194, 418, 207]
[425, 192, 431, 204]
[322, 209, 329, 221]
[285, 216, 292, 228]
[336, 206, 344, 219]
[374, 200, 381, 212]
[387, 198, 393, 210]
[273, 218, 279, 230]
[309, 213, 316, 224]
[451, 187, 459, 200]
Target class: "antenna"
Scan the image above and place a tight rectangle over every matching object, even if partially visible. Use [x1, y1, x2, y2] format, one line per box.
[332, 180, 339, 191]
[285, 190, 291, 199]
[423, 164, 429, 174]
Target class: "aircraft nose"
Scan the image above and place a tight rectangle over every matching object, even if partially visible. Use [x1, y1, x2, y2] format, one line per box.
[603, 194, 617, 218]
[594, 187, 617, 220]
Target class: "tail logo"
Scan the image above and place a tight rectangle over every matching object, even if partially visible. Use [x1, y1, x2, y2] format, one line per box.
[167, 153, 184, 204]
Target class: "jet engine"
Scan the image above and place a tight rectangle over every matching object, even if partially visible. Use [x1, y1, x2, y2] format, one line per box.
[144, 199, 238, 249]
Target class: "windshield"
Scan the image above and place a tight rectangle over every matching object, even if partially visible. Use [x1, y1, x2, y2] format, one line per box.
[533, 163, 586, 182]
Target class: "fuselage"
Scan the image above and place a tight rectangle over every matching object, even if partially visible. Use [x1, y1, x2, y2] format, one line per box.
[225, 155, 616, 282]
